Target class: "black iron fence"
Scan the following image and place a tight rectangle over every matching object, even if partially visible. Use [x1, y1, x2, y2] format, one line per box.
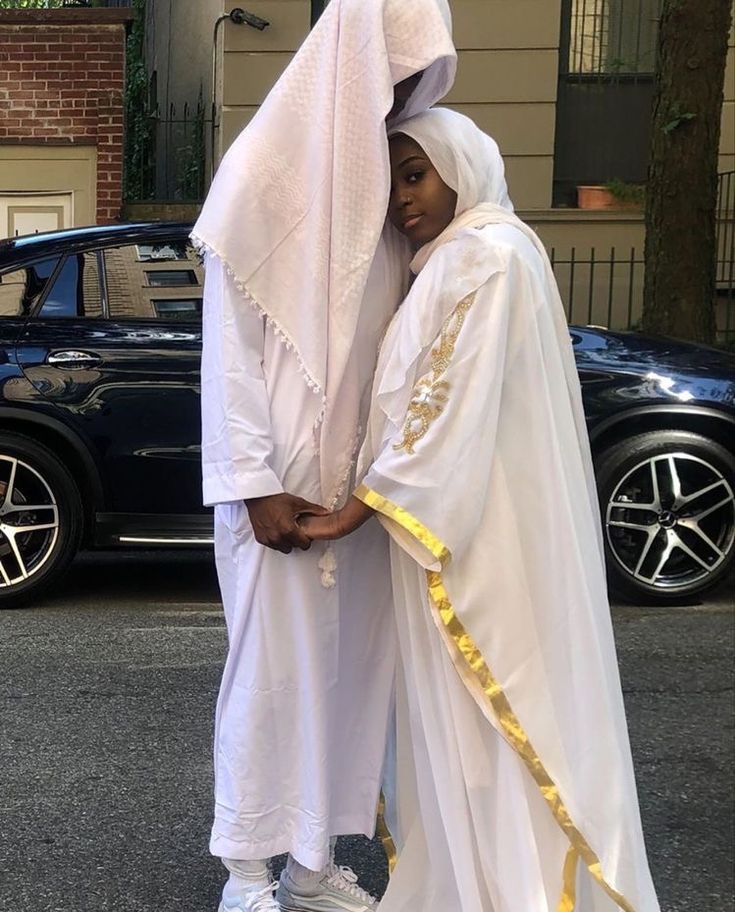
[152, 98, 209, 202]
[554, 0, 663, 205]
[125, 96, 210, 204]
[550, 246, 735, 342]
[549, 171, 735, 341]
[715, 170, 735, 342]
[717, 171, 734, 287]
[550, 246, 734, 342]
[551, 246, 644, 330]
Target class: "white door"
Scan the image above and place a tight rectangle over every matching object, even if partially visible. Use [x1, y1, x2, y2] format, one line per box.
[0, 193, 73, 239]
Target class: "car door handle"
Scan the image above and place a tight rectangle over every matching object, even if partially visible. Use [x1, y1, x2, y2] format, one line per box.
[47, 350, 103, 369]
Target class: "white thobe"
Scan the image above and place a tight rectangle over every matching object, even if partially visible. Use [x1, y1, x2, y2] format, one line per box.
[202, 257, 396, 871]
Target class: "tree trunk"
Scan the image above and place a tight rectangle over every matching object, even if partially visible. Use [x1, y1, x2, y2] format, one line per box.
[642, 0, 732, 342]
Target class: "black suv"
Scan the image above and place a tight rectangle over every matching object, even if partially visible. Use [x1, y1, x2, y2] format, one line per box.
[1, 222, 734, 608]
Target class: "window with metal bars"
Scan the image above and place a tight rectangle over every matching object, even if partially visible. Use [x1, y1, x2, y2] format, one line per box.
[553, 0, 663, 206]
[565, 0, 661, 77]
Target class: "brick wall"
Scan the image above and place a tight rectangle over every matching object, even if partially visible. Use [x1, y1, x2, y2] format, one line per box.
[0, 9, 132, 224]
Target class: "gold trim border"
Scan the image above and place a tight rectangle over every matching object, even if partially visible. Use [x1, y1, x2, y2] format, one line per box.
[354, 483, 450, 565]
[356, 483, 638, 912]
[559, 847, 580, 912]
[377, 793, 398, 874]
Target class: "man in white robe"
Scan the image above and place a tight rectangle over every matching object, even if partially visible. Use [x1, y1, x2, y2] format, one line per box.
[191, 3, 456, 911]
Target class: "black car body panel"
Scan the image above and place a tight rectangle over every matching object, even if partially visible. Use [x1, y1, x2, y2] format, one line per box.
[0, 223, 206, 546]
[571, 327, 735, 437]
[14, 316, 204, 515]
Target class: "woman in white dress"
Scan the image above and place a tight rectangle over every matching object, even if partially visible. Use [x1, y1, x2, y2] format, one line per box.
[301, 108, 662, 912]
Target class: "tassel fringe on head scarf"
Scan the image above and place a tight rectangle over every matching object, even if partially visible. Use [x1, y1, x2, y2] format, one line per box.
[192, 0, 456, 508]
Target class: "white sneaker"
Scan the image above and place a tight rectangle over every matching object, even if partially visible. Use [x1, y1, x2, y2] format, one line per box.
[218, 881, 282, 912]
[276, 862, 378, 912]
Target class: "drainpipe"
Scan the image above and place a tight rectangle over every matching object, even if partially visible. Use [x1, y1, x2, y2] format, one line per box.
[211, 8, 270, 184]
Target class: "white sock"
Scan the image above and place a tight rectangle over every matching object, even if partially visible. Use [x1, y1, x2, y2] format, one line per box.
[285, 856, 322, 887]
[222, 857, 271, 897]
[285, 837, 338, 887]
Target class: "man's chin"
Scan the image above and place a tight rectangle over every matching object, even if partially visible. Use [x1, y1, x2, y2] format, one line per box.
[386, 102, 407, 122]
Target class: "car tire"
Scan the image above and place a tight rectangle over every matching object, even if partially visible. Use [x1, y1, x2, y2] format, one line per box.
[0, 432, 83, 609]
[595, 430, 735, 603]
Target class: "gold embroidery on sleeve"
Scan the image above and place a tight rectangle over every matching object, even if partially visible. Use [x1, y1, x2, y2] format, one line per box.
[393, 291, 477, 455]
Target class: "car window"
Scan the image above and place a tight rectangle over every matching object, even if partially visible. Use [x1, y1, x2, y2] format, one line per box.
[0, 257, 59, 318]
[103, 240, 204, 321]
[38, 252, 103, 319]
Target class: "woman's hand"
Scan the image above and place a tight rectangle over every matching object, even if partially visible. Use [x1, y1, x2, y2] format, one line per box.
[299, 496, 376, 541]
[298, 512, 346, 541]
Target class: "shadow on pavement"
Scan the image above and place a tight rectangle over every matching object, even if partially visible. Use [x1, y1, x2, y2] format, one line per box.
[38, 548, 735, 612]
[42, 549, 221, 608]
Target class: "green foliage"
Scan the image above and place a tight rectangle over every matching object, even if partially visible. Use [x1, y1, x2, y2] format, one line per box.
[175, 89, 206, 201]
[604, 179, 646, 205]
[662, 101, 697, 134]
[123, 0, 155, 201]
[0, 1, 106, 7]
[121, 0, 205, 201]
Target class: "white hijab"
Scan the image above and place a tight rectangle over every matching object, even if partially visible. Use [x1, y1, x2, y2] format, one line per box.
[192, 0, 456, 506]
[385, 107, 603, 551]
[388, 106, 515, 271]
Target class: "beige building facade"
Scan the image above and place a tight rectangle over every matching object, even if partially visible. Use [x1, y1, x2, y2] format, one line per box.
[0, 145, 97, 234]
[213, 0, 733, 206]
[146, 0, 734, 334]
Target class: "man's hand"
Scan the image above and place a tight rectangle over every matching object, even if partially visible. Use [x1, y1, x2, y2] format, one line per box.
[245, 493, 329, 553]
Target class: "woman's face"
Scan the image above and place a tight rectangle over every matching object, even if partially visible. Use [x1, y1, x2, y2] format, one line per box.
[388, 133, 457, 248]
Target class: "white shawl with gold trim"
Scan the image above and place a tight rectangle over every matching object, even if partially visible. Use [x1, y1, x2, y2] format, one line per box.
[356, 110, 660, 912]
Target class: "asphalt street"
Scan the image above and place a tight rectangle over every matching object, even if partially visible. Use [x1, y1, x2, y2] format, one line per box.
[1, 551, 733, 912]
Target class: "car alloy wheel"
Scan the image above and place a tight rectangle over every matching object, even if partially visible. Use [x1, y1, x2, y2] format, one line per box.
[0, 455, 60, 587]
[0, 432, 82, 609]
[597, 431, 735, 602]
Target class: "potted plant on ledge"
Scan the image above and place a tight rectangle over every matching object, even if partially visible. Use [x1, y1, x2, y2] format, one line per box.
[577, 179, 646, 211]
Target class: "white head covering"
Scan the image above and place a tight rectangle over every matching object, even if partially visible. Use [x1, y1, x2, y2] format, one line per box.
[192, 0, 456, 507]
[387, 106, 515, 273]
[385, 107, 603, 541]
[389, 106, 513, 216]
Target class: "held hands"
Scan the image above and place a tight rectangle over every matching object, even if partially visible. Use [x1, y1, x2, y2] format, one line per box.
[246, 493, 375, 552]
[245, 492, 329, 553]
[298, 496, 375, 542]
[297, 511, 348, 541]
